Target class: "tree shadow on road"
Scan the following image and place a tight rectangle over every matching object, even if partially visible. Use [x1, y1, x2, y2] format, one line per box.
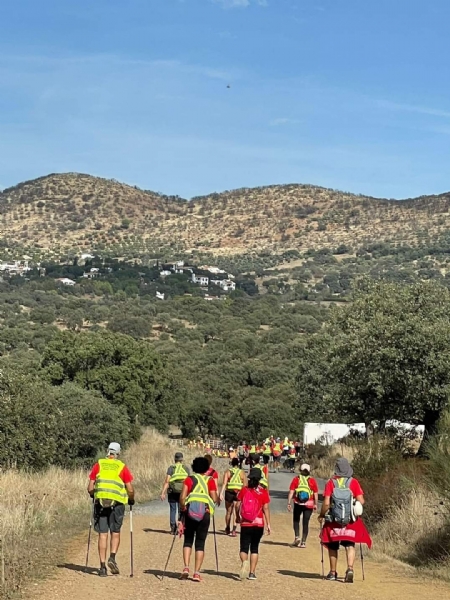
[278, 569, 323, 580]
[144, 569, 180, 580]
[203, 569, 240, 581]
[57, 564, 98, 575]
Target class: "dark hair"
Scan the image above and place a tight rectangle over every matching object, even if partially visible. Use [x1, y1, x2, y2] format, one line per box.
[231, 457, 239, 467]
[248, 477, 260, 489]
[204, 454, 213, 466]
[192, 457, 210, 474]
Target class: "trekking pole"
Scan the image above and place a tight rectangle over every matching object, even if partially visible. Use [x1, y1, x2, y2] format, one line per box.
[212, 515, 219, 573]
[161, 530, 178, 582]
[85, 499, 95, 571]
[360, 543, 365, 581]
[320, 525, 324, 580]
[130, 505, 134, 578]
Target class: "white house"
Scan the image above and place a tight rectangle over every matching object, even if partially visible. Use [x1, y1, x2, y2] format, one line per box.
[200, 265, 226, 275]
[56, 278, 76, 286]
[156, 291, 165, 300]
[192, 274, 209, 286]
[83, 268, 100, 279]
[211, 279, 236, 292]
[160, 270, 172, 277]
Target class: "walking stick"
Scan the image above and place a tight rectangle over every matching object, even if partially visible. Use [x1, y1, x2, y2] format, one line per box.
[212, 515, 219, 573]
[85, 499, 95, 571]
[161, 530, 178, 582]
[320, 524, 324, 580]
[360, 543, 365, 581]
[130, 505, 134, 578]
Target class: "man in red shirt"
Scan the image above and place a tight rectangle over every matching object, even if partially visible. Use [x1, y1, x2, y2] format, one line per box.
[287, 463, 319, 547]
[179, 456, 219, 582]
[204, 454, 220, 482]
[87, 442, 134, 577]
[318, 458, 371, 583]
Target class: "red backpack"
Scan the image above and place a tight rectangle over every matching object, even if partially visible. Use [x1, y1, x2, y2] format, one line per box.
[240, 488, 261, 523]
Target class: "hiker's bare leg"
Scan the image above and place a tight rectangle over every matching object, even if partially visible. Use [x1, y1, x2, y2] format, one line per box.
[250, 553, 259, 573]
[194, 550, 205, 572]
[225, 502, 233, 528]
[240, 551, 248, 564]
[328, 548, 338, 572]
[110, 532, 120, 555]
[183, 546, 192, 568]
[345, 546, 355, 569]
[234, 502, 239, 527]
[98, 533, 108, 563]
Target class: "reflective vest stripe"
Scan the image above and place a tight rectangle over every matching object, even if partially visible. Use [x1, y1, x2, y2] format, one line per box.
[169, 464, 187, 483]
[295, 475, 312, 496]
[186, 475, 215, 515]
[227, 468, 243, 490]
[255, 465, 268, 489]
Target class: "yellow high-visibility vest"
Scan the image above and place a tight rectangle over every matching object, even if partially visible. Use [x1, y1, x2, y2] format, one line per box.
[186, 475, 215, 515]
[94, 458, 128, 505]
[227, 467, 244, 491]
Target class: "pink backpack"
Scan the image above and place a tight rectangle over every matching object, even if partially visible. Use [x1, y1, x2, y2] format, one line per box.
[240, 489, 261, 523]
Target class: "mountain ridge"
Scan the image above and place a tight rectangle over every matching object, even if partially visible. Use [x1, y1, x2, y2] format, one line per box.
[1, 172, 450, 259]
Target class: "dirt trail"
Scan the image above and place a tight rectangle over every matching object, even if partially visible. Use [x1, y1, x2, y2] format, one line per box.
[29, 514, 449, 600]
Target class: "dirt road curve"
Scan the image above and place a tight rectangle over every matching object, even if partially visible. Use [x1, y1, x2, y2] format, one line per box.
[29, 513, 449, 600]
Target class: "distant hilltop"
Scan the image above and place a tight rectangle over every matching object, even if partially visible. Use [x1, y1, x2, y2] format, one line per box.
[1, 172, 449, 259]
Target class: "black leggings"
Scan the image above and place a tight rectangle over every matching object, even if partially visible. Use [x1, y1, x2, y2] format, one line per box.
[240, 526, 264, 555]
[183, 513, 210, 552]
[293, 504, 313, 541]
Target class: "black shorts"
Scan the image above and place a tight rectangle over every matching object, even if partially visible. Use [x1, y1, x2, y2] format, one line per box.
[94, 503, 125, 534]
[225, 490, 238, 504]
[183, 513, 211, 552]
[240, 526, 264, 555]
[262, 454, 270, 465]
[324, 541, 355, 551]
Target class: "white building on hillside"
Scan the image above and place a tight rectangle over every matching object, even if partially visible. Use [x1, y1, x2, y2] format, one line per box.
[192, 274, 209, 286]
[211, 279, 236, 292]
[56, 278, 76, 286]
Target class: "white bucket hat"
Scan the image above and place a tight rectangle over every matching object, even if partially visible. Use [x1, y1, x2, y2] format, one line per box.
[107, 442, 121, 456]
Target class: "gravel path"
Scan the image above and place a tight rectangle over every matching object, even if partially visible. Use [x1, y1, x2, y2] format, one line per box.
[28, 470, 450, 600]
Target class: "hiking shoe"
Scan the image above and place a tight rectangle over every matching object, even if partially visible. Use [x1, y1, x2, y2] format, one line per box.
[344, 569, 354, 584]
[292, 537, 301, 547]
[300, 541, 306, 548]
[225, 526, 231, 535]
[248, 573, 257, 580]
[170, 524, 178, 535]
[192, 572, 202, 582]
[98, 566, 108, 577]
[107, 556, 120, 575]
[325, 571, 338, 581]
[240, 560, 250, 581]
[180, 567, 190, 580]
[231, 529, 237, 537]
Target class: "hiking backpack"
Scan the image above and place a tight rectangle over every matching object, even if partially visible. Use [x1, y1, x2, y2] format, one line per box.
[295, 475, 312, 504]
[330, 477, 353, 526]
[240, 489, 261, 523]
[187, 476, 210, 522]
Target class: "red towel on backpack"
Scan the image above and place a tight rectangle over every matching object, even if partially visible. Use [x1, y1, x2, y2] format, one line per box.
[320, 518, 372, 549]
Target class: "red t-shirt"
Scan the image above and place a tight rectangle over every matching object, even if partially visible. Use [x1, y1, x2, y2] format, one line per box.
[323, 476, 364, 498]
[237, 487, 270, 527]
[89, 460, 133, 484]
[289, 476, 319, 493]
[205, 467, 219, 481]
[184, 475, 218, 494]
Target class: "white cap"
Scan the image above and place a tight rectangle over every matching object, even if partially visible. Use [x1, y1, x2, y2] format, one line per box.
[107, 442, 121, 455]
[300, 463, 311, 472]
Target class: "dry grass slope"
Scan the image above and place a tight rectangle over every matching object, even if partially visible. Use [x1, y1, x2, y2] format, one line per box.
[1, 173, 450, 258]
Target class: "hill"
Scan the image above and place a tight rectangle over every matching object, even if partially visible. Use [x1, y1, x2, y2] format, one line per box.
[1, 172, 450, 259]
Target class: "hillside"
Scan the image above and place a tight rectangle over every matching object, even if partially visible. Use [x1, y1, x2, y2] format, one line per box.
[1, 172, 450, 259]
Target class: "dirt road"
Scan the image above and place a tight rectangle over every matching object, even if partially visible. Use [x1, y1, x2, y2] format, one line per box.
[29, 470, 450, 600]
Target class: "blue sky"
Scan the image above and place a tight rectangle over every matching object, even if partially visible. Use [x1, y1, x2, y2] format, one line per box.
[1, 0, 449, 199]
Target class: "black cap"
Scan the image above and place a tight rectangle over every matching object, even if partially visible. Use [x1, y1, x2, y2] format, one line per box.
[249, 468, 262, 480]
[175, 452, 184, 461]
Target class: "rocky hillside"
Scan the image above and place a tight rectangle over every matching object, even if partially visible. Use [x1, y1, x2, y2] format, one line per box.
[0, 172, 449, 258]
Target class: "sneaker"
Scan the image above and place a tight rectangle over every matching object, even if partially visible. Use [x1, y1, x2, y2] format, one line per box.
[292, 538, 301, 547]
[107, 556, 120, 575]
[98, 566, 108, 577]
[192, 572, 202, 582]
[300, 542, 306, 549]
[180, 567, 190, 580]
[170, 524, 178, 535]
[240, 560, 250, 581]
[248, 573, 257, 580]
[231, 529, 237, 537]
[325, 571, 338, 581]
[225, 526, 231, 535]
[344, 569, 354, 584]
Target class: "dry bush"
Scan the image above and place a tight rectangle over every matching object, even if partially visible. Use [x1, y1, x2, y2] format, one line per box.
[0, 429, 194, 599]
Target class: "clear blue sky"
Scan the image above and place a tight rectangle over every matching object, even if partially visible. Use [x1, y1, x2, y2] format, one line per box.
[1, 0, 449, 199]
